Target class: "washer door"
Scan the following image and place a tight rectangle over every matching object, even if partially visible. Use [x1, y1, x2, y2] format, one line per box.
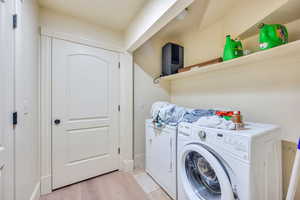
[179, 144, 235, 200]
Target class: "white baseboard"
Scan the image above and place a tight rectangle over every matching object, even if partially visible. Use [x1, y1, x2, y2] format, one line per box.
[120, 159, 134, 172]
[30, 182, 40, 200]
[134, 154, 145, 169]
[40, 175, 52, 195]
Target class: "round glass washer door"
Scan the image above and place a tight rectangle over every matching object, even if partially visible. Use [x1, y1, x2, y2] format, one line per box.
[179, 144, 235, 200]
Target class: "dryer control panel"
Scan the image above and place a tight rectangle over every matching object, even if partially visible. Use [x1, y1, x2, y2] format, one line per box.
[178, 123, 192, 137]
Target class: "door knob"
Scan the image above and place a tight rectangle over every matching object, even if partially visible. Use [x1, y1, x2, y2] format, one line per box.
[54, 119, 61, 125]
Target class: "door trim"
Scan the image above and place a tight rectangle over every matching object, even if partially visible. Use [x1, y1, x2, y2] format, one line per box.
[40, 34, 134, 194]
[2, 0, 16, 199]
[41, 28, 123, 53]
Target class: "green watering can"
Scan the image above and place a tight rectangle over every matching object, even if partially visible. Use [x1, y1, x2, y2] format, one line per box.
[258, 23, 288, 50]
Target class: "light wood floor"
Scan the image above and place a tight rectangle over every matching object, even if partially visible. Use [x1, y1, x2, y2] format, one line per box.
[40, 171, 171, 200]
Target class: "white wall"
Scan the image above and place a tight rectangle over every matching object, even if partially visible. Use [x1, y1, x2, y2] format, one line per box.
[15, 0, 40, 200]
[133, 36, 182, 168]
[171, 58, 300, 142]
[133, 65, 170, 168]
[40, 8, 124, 51]
[119, 52, 134, 171]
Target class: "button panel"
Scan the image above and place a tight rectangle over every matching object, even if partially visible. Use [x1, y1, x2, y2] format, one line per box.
[191, 127, 250, 161]
[218, 134, 249, 161]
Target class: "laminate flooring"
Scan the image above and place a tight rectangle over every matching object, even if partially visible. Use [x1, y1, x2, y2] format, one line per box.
[40, 170, 172, 200]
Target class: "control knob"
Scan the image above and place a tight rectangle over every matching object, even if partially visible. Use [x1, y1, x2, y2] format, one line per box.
[198, 130, 206, 140]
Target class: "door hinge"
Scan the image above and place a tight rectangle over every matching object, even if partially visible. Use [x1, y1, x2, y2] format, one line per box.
[13, 14, 17, 29]
[13, 112, 18, 126]
[118, 148, 120, 154]
[118, 105, 120, 112]
[118, 62, 120, 69]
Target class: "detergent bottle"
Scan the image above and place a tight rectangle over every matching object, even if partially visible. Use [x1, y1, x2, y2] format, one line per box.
[258, 23, 288, 50]
[223, 35, 243, 61]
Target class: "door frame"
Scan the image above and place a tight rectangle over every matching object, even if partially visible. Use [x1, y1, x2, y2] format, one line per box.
[39, 29, 134, 194]
[1, 0, 15, 199]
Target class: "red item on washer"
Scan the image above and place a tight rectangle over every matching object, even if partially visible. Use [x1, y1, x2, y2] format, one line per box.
[216, 111, 234, 117]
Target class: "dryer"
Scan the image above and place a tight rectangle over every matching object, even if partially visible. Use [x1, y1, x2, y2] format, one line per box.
[145, 119, 177, 199]
[177, 122, 282, 200]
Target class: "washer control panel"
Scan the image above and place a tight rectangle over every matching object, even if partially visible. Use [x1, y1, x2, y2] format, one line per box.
[215, 132, 249, 161]
[191, 127, 250, 161]
[224, 135, 249, 152]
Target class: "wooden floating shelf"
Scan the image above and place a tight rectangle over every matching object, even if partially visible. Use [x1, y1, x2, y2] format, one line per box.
[161, 39, 300, 81]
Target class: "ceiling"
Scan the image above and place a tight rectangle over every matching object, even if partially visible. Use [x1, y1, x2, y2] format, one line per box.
[199, 0, 237, 29]
[38, 0, 149, 31]
[155, 0, 238, 38]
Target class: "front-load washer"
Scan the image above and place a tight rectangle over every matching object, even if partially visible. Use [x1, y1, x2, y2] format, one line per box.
[177, 122, 282, 200]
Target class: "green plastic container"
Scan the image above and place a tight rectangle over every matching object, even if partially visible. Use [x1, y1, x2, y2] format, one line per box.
[258, 23, 288, 50]
[223, 35, 243, 61]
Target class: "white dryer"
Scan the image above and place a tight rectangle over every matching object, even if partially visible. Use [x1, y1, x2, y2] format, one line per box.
[177, 122, 282, 200]
[145, 120, 177, 199]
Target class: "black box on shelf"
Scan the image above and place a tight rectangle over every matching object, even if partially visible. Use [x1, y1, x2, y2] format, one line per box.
[162, 43, 184, 76]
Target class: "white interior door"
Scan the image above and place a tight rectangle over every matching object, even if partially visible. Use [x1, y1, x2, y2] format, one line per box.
[0, 0, 14, 199]
[52, 39, 120, 189]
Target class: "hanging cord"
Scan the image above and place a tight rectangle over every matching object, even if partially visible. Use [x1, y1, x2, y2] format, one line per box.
[153, 75, 163, 84]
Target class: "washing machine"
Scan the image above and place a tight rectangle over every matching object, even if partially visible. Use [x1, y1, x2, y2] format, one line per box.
[177, 122, 282, 200]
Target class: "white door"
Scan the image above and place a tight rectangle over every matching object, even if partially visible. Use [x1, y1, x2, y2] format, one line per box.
[52, 39, 120, 189]
[0, 0, 14, 199]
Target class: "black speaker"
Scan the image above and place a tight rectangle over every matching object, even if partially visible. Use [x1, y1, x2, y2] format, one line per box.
[162, 43, 184, 76]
